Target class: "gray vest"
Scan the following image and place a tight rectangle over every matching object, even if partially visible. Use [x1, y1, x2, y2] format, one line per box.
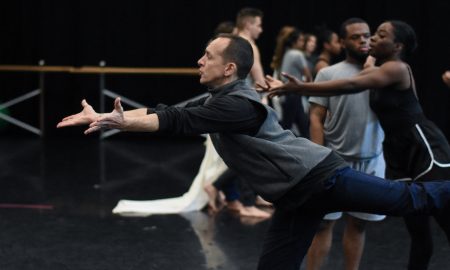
[209, 88, 331, 201]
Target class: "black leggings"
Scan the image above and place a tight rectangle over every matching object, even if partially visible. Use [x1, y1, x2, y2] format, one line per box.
[279, 94, 309, 138]
[405, 166, 450, 270]
[257, 167, 450, 270]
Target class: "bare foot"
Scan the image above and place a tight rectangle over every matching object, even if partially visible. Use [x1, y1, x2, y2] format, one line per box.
[240, 216, 269, 225]
[227, 201, 271, 218]
[239, 206, 272, 219]
[204, 184, 222, 213]
[255, 196, 273, 207]
[226, 200, 244, 212]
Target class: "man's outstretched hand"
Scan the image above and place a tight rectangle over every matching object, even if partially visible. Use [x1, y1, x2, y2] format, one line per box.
[57, 99, 100, 128]
[84, 97, 125, 135]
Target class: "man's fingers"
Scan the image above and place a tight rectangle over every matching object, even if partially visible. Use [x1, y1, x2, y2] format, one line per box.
[114, 97, 123, 112]
[89, 114, 111, 127]
[89, 119, 117, 130]
[61, 113, 80, 121]
[61, 116, 72, 122]
[84, 126, 101, 135]
[56, 121, 70, 128]
[57, 117, 78, 128]
[86, 120, 105, 132]
[89, 120, 99, 128]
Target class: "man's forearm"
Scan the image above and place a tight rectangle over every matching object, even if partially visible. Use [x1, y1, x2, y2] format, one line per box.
[123, 113, 159, 132]
[124, 108, 149, 117]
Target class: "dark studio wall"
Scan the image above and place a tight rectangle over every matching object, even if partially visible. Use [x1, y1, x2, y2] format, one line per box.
[0, 0, 449, 138]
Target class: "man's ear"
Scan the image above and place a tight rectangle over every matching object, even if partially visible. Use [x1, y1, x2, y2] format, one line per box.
[395, 42, 404, 54]
[224, 63, 237, 77]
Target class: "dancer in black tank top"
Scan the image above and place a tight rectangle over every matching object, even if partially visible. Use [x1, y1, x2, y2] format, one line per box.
[264, 20, 450, 270]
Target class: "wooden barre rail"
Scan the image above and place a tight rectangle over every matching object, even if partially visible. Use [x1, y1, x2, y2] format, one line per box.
[0, 65, 73, 73]
[0, 65, 199, 75]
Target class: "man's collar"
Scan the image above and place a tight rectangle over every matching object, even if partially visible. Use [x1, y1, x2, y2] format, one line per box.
[207, 79, 244, 94]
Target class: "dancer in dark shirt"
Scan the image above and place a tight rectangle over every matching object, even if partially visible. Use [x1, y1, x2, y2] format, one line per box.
[59, 33, 450, 270]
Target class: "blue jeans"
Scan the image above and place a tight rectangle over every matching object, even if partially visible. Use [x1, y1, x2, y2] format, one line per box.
[257, 167, 450, 270]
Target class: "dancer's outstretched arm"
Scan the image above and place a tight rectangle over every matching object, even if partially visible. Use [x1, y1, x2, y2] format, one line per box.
[84, 97, 159, 134]
[259, 61, 405, 98]
[57, 97, 159, 134]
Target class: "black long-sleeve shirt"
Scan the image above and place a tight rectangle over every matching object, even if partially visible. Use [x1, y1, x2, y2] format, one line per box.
[149, 80, 267, 136]
[148, 79, 347, 209]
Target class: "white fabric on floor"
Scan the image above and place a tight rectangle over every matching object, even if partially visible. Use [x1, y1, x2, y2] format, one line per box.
[112, 136, 227, 216]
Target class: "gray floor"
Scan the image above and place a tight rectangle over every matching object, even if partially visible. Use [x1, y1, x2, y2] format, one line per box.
[0, 136, 449, 269]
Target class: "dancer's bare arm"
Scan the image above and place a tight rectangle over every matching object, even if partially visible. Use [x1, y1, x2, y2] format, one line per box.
[260, 61, 406, 97]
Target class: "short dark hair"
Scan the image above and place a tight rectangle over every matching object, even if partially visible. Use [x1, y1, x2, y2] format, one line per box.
[339, 17, 368, 39]
[387, 20, 417, 59]
[285, 29, 303, 49]
[216, 34, 254, 79]
[236, 7, 263, 29]
[213, 21, 235, 37]
[315, 26, 335, 53]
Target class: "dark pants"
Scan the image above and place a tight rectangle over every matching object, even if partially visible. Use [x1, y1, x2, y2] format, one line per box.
[213, 169, 256, 206]
[257, 167, 450, 270]
[404, 165, 450, 270]
[280, 94, 310, 138]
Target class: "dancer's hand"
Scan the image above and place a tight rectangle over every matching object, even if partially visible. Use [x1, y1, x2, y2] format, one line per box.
[257, 73, 303, 99]
[85, 97, 125, 134]
[363, 56, 376, 69]
[256, 75, 284, 91]
[57, 99, 100, 128]
[442, 71, 450, 88]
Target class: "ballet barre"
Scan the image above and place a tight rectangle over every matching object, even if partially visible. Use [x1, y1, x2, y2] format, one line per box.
[0, 65, 198, 75]
[0, 62, 200, 137]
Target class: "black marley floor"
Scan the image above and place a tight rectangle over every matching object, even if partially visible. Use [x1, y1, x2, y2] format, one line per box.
[0, 134, 449, 270]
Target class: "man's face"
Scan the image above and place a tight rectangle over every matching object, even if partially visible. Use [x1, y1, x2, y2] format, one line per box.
[342, 23, 371, 62]
[197, 38, 230, 88]
[327, 33, 342, 56]
[247, 16, 263, 40]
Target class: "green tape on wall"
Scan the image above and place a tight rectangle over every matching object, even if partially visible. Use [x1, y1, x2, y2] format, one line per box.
[0, 103, 10, 129]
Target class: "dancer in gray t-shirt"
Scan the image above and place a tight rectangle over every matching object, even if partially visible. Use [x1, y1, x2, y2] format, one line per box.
[307, 18, 384, 270]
